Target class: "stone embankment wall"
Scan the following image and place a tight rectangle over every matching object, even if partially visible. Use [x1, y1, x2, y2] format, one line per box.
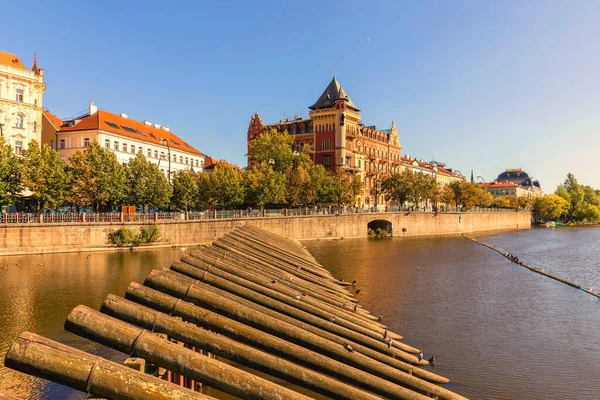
[0, 212, 531, 256]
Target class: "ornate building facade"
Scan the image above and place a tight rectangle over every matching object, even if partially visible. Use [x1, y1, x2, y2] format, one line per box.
[247, 77, 464, 208]
[0, 51, 45, 154]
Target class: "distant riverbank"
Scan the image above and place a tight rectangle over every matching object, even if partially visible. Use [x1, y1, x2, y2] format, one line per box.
[0, 211, 531, 256]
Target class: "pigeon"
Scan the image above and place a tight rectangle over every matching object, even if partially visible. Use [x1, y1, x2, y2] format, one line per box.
[387, 338, 393, 348]
[352, 280, 357, 285]
[353, 304, 358, 312]
[344, 344, 354, 353]
[343, 301, 349, 307]
[378, 315, 383, 321]
[417, 350, 423, 361]
[270, 279, 278, 284]
[429, 356, 436, 367]
[383, 328, 388, 339]
[355, 289, 361, 294]
[329, 316, 336, 323]
[294, 295, 302, 300]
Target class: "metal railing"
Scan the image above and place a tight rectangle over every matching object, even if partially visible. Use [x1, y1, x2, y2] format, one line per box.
[0, 206, 531, 224]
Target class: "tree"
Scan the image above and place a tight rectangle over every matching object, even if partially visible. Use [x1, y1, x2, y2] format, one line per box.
[330, 169, 361, 206]
[286, 165, 315, 207]
[245, 161, 286, 209]
[68, 141, 126, 211]
[380, 169, 414, 207]
[196, 172, 216, 209]
[20, 140, 70, 211]
[0, 136, 21, 207]
[248, 128, 295, 174]
[210, 161, 245, 208]
[171, 170, 198, 212]
[308, 164, 335, 205]
[124, 153, 171, 210]
[533, 194, 569, 222]
[555, 173, 599, 223]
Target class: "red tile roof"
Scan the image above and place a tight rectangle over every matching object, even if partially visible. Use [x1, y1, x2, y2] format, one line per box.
[59, 110, 204, 156]
[0, 51, 26, 69]
[479, 182, 518, 188]
[204, 156, 217, 169]
[42, 110, 62, 130]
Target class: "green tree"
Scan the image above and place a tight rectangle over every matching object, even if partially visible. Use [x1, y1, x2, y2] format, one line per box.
[171, 169, 198, 212]
[210, 161, 245, 208]
[68, 141, 126, 211]
[248, 128, 295, 173]
[196, 172, 216, 209]
[245, 161, 286, 209]
[533, 194, 569, 222]
[0, 136, 21, 207]
[286, 165, 315, 206]
[330, 168, 361, 206]
[124, 153, 171, 209]
[308, 164, 335, 205]
[380, 169, 414, 207]
[20, 140, 70, 210]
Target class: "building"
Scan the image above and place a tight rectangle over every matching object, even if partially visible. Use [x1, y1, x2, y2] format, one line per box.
[0, 51, 45, 154]
[247, 77, 463, 208]
[480, 168, 543, 198]
[57, 101, 205, 180]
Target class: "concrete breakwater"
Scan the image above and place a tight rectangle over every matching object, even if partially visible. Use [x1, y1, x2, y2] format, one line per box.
[4, 225, 467, 399]
[464, 234, 600, 299]
[0, 211, 531, 256]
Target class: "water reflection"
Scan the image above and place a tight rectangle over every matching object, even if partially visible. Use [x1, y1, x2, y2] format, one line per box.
[0, 247, 189, 399]
[305, 228, 600, 400]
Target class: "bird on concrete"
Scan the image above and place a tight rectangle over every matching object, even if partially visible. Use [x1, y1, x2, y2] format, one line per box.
[343, 301, 349, 307]
[352, 280, 357, 285]
[344, 344, 354, 353]
[270, 279, 278, 284]
[417, 350, 423, 361]
[293, 294, 302, 300]
[383, 328, 388, 339]
[355, 289, 361, 294]
[353, 304, 358, 312]
[429, 356, 436, 367]
[329, 316, 336, 323]
[302, 291, 307, 296]
[378, 315, 383, 321]
[387, 338, 393, 348]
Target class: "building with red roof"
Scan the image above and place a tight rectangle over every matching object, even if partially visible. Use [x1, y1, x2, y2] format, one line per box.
[56, 101, 206, 180]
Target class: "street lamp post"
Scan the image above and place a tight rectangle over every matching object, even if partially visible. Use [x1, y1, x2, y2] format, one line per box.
[159, 138, 172, 183]
[368, 157, 382, 211]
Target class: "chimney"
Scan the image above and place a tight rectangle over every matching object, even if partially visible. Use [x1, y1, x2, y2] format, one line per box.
[163, 127, 170, 132]
[89, 100, 98, 115]
[120, 113, 128, 119]
[144, 120, 152, 126]
[153, 123, 162, 129]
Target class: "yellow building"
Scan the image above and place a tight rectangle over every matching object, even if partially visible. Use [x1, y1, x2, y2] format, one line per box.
[0, 51, 45, 153]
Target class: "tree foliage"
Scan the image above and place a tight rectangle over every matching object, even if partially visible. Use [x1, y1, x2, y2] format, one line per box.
[20, 140, 70, 210]
[209, 161, 245, 208]
[244, 162, 286, 208]
[0, 136, 21, 207]
[533, 194, 570, 222]
[68, 141, 126, 211]
[555, 173, 600, 223]
[124, 153, 171, 209]
[248, 128, 295, 173]
[286, 165, 314, 207]
[171, 170, 198, 212]
[380, 169, 438, 208]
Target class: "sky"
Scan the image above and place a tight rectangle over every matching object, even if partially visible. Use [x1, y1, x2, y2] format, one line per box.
[3, 0, 600, 191]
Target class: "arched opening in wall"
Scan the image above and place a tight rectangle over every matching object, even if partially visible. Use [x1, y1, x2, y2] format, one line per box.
[367, 219, 392, 237]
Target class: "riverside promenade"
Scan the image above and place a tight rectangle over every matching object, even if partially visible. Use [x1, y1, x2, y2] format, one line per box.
[0, 208, 531, 256]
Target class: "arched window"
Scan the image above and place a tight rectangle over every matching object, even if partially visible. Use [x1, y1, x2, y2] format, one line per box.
[15, 114, 23, 128]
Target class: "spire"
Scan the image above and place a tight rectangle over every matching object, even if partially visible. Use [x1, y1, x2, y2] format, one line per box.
[31, 53, 40, 74]
[309, 77, 359, 111]
[470, 170, 474, 183]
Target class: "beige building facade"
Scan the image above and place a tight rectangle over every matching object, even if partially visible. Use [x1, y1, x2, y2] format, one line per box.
[0, 51, 45, 154]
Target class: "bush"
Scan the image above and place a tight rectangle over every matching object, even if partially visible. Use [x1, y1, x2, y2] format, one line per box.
[108, 225, 161, 247]
[108, 228, 139, 247]
[139, 225, 161, 244]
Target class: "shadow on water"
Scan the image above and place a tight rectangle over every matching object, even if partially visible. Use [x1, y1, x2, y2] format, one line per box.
[306, 229, 600, 400]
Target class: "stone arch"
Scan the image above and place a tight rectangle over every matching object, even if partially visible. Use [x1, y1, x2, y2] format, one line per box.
[367, 219, 392, 236]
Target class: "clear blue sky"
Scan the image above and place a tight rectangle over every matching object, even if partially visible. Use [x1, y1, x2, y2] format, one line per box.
[4, 0, 600, 191]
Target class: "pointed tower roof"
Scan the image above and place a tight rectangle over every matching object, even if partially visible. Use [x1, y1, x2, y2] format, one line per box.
[30, 53, 40, 74]
[309, 77, 359, 111]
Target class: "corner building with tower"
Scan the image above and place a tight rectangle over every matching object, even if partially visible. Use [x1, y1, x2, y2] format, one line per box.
[247, 77, 463, 208]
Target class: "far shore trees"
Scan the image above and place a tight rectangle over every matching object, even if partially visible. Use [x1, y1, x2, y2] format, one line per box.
[553, 173, 600, 223]
[0, 136, 21, 207]
[171, 170, 198, 212]
[533, 194, 569, 222]
[124, 153, 172, 210]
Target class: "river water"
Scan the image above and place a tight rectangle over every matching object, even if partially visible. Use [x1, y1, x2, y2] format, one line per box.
[1, 227, 599, 399]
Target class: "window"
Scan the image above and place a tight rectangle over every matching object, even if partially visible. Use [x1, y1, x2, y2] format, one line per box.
[122, 143, 127, 152]
[196, 159, 199, 167]
[160, 152, 165, 160]
[346, 156, 351, 166]
[16, 89, 23, 103]
[50, 139, 55, 149]
[322, 138, 332, 150]
[185, 157, 188, 165]
[84, 138, 90, 147]
[147, 149, 151, 157]
[33, 121, 37, 132]
[180, 156, 183, 163]
[154, 150, 158, 158]
[114, 141, 119, 150]
[322, 155, 331, 167]
[15, 141, 23, 155]
[173, 154, 177, 162]
[34, 99, 38, 107]
[60, 139, 65, 149]
[105, 139, 110, 148]
[131, 144, 135, 153]
[15, 114, 23, 128]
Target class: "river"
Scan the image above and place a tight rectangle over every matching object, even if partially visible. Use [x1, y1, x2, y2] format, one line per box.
[0, 227, 599, 399]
